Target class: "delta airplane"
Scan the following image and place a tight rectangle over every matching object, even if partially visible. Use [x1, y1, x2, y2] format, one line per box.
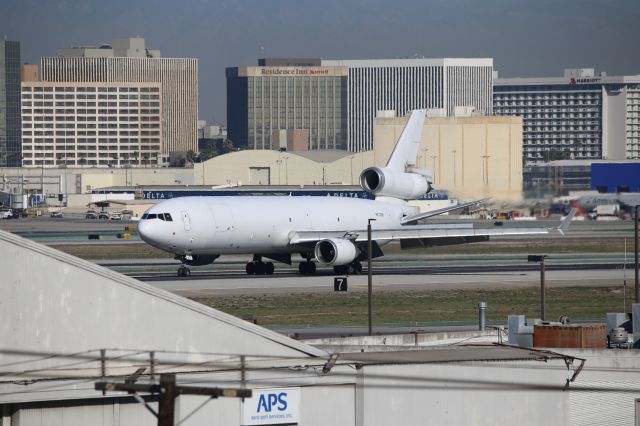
[138, 110, 576, 277]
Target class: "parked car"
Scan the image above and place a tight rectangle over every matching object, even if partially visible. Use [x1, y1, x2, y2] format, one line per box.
[98, 211, 111, 220]
[50, 211, 63, 218]
[110, 213, 122, 221]
[85, 210, 98, 219]
[0, 209, 13, 219]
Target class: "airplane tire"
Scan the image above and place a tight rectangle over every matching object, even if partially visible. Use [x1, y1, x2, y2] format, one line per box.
[307, 262, 316, 274]
[255, 262, 266, 275]
[350, 262, 363, 275]
[265, 262, 275, 275]
[246, 262, 256, 275]
[333, 265, 348, 275]
[298, 261, 315, 275]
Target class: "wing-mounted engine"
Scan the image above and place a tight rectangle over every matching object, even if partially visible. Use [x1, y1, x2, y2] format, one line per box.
[360, 166, 432, 200]
[179, 254, 219, 266]
[314, 238, 358, 266]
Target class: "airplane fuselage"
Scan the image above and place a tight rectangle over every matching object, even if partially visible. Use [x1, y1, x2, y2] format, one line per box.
[138, 196, 416, 256]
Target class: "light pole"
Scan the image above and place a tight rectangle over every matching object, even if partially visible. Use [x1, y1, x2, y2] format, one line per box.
[349, 155, 355, 185]
[283, 156, 289, 185]
[528, 255, 548, 321]
[452, 150, 457, 186]
[420, 148, 428, 169]
[367, 218, 376, 336]
[481, 155, 490, 186]
[430, 155, 438, 184]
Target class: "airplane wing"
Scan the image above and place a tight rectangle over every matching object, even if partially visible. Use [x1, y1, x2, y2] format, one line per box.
[401, 198, 489, 225]
[289, 209, 577, 247]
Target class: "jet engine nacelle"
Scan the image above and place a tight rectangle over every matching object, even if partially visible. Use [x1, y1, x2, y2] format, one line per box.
[180, 254, 219, 266]
[360, 166, 432, 200]
[314, 238, 358, 266]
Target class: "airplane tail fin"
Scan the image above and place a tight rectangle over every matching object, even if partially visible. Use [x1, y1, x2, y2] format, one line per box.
[385, 109, 426, 172]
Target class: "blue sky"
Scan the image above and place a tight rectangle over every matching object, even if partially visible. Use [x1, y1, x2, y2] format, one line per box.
[2, 0, 639, 123]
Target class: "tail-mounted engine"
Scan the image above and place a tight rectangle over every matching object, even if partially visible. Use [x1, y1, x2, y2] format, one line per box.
[360, 166, 432, 200]
[314, 238, 358, 266]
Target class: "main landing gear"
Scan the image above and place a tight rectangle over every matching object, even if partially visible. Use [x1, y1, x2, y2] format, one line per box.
[246, 256, 275, 275]
[333, 261, 363, 276]
[177, 265, 191, 277]
[298, 260, 316, 275]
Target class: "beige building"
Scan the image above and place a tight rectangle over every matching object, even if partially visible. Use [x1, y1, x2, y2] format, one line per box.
[21, 81, 162, 167]
[373, 114, 524, 201]
[195, 150, 372, 186]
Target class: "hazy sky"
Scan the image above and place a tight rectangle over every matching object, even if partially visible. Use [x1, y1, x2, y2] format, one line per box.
[2, 0, 639, 124]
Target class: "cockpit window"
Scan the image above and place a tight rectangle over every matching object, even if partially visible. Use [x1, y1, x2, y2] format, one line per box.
[158, 213, 165, 221]
[164, 213, 173, 221]
[147, 213, 157, 219]
[141, 213, 148, 219]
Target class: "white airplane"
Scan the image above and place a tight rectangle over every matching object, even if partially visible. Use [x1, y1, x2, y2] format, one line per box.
[139, 110, 576, 277]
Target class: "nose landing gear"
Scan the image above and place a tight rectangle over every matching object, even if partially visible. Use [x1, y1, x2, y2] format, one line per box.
[177, 265, 191, 277]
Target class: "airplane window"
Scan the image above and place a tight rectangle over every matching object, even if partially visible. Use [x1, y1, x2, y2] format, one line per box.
[141, 213, 148, 219]
[147, 213, 157, 219]
[164, 213, 173, 221]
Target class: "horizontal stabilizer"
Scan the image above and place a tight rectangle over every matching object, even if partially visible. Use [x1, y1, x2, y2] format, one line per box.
[401, 198, 488, 225]
[556, 208, 577, 235]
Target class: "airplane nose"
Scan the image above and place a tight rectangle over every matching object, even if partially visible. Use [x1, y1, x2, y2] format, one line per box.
[138, 219, 161, 247]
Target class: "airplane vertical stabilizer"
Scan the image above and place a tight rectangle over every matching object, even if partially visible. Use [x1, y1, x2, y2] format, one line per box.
[385, 109, 426, 172]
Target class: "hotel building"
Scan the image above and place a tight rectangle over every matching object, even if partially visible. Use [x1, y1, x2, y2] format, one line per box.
[21, 81, 162, 167]
[494, 68, 640, 163]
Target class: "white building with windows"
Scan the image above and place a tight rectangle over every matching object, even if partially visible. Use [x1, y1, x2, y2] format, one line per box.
[40, 38, 198, 158]
[21, 81, 162, 167]
[494, 68, 640, 163]
[321, 58, 494, 152]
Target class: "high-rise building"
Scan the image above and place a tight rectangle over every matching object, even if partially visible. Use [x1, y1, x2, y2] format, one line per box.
[226, 64, 348, 150]
[21, 81, 162, 167]
[40, 38, 197, 160]
[321, 58, 494, 152]
[0, 40, 22, 167]
[494, 68, 640, 162]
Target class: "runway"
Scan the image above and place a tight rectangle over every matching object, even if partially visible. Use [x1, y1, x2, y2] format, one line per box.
[146, 267, 628, 297]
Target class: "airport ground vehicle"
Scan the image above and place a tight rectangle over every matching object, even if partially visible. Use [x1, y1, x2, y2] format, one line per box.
[85, 210, 98, 219]
[0, 210, 13, 219]
[98, 212, 112, 220]
[50, 211, 63, 218]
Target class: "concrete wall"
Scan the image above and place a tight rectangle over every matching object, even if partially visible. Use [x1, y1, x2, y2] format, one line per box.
[195, 150, 374, 187]
[374, 115, 524, 202]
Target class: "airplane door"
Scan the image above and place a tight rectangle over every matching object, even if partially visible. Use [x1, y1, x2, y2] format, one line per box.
[181, 211, 191, 231]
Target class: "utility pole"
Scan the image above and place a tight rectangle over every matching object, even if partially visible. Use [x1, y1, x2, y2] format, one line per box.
[96, 373, 251, 426]
[528, 255, 548, 321]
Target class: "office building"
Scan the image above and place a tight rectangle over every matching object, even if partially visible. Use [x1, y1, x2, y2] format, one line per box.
[321, 58, 494, 152]
[0, 40, 22, 167]
[40, 38, 197, 159]
[226, 64, 348, 150]
[21, 81, 162, 167]
[494, 68, 640, 163]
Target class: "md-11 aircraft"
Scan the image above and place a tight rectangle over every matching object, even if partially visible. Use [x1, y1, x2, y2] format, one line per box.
[139, 110, 576, 277]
